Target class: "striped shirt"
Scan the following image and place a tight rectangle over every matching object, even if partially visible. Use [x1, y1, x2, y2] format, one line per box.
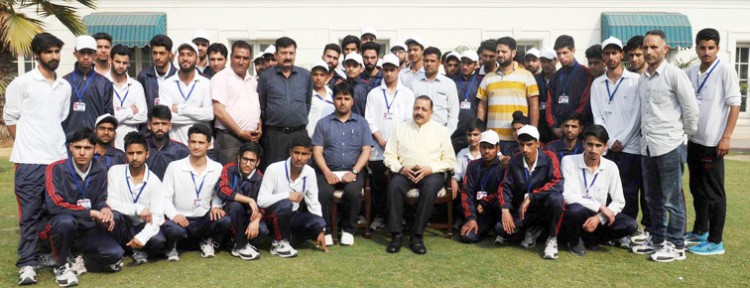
[477, 65, 539, 141]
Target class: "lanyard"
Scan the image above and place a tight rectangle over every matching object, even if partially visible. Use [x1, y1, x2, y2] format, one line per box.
[560, 64, 578, 95]
[459, 74, 477, 101]
[696, 59, 720, 95]
[114, 85, 130, 107]
[66, 161, 91, 199]
[478, 165, 498, 191]
[315, 93, 334, 105]
[125, 167, 150, 203]
[190, 172, 206, 200]
[71, 72, 95, 103]
[285, 161, 307, 192]
[382, 89, 399, 112]
[582, 169, 599, 196]
[558, 145, 580, 161]
[176, 80, 197, 102]
[523, 169, 532, 195]
[605, 77, 623, 103]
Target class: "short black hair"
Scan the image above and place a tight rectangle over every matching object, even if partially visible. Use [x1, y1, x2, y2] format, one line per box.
[517, 133, 537, 143]
[561, 112, 582, 125]
[187, 123, 212, 142]
[585, 44, 602, 60]
[275, 36, 297, 50]
[361, 41, 381, 55]
[696, 28, 720, 46]
[238, 141, 262, 159]
[513, 54, 524, 64]
[645, 30, 667, 41]
[497, 37, 517, 51]
[68, 127, 96, 145]
[110, 44, 131, 59]
[341, 35, 361, 51]
[289, 134, 312, 150]
[93, 32, 112, 44]
[511, 111, 530, 126]
[231, 41, 251, 56]
[479, 39, 498, 54]
[208, 43, 228, 58]
[582, 124, 609, 144]
[124, 131, 148, 152]
[150, 34, 173, 51]
[324, 43, 342, 55]
[423, 47, 442, 60]
[333, 81, 354, 97]
[625, 36, 644, 52]
[467, 119, 486, 133]
[31, 32, 64, 54]
[148, 105, 172, 122]
[554, 35, 575, 50]
[415, 95, 433, 109]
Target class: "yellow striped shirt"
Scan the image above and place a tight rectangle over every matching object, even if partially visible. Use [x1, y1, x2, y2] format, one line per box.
[477, 67, 539, 140]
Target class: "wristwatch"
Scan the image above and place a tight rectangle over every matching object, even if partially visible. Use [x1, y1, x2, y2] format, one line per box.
[352, 168, 359, 175]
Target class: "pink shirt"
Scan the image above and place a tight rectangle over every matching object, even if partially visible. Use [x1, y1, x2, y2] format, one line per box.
[210, 68, 261, 131]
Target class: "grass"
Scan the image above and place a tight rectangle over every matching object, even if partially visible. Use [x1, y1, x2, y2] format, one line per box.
[0, 159, 749, 287]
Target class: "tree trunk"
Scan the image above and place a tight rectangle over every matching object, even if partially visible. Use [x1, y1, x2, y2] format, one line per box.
[0, 49, 17, 147]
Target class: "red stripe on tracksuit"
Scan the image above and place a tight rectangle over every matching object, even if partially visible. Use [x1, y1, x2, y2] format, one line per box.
[531, 150, 562, 194]
[45, 160, 85, 212]
[263, 213, 282, 241]
[219, 162, 237, 197]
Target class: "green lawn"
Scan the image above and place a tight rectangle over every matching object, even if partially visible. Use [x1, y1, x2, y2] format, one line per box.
[0, 159, 748, 287]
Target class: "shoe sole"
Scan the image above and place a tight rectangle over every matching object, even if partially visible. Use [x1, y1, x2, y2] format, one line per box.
[133, 259, 148, 265]
[167, 256, 180, 262]
[56, 279, 78, 287]
[201, 253, 215, 258]
[689, 249, 725, 256]
[631, 248, 657, 255]
[650, 255, 687, 262]
[18, 277, 37, 285]
[270, 250, 298, 258]
[544, 253, 558, 259]
[231, 250, 261, 260]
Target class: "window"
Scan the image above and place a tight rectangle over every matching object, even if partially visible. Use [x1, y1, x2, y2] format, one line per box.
[127, 46, 152, 77]
[736, 45, 749, 112]
[516, 41, 541, 58]
[375, 39, 390, 58]
[11, 56, 33, 75]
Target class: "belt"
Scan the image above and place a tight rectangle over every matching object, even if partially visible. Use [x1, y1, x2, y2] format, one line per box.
[265, 125, 305, 133]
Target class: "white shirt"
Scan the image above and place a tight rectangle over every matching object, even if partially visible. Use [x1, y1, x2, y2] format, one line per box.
[453, 147, 481, 182]
[111, 76, 147, 150]
[562, 154, 625, 225]
[106, 164, 165, 244]
[409, 73, 460, 133]
[162, 156, 223, 219]
[256, 158, 322, 217]
[399, 65, 425, 88]
[158, 74, 214, 144]
[590, 69, 641, 154]
[364, 81, 415, 161]
[210, 68, 261, 132]
[307, 87, 335, 138]
[685, 59, 742, 146]
[3, 68, 71, 164]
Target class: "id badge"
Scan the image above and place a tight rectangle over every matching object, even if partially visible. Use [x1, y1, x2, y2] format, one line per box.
[76, 199, 92, 209]
[540, 102, 547, 110]
[73, 102, 86, 112]
[115, 106, 122, 112]
[154, 98, 160, 105]
[383, 112, 393, 120]
[558, 95, 569, 104]
[193, 199, 202, 208]
[603, 105, 613, 113]
[460, 100, 471, 110]
[476, 191, 487, 200]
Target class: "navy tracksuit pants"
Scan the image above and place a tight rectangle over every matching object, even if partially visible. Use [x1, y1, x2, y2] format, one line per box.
[265, 199, 325, 244]
[14, 164, 47, 268]
[109, 211, 167, 254]
[163, 212, 231, 247]
[46, 214, 124, 270]
[224, 202, 270, 248]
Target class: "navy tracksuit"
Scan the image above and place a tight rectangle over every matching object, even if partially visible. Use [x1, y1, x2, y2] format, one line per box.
[216, 163, 270, 248]
[15, 164, 48, 267]
[264, 199, 325, 245]
[460, 158, 504, 243]
[545, 61, 593, 130]
[449, 73, 483, 154]
[109, 212, 167, 255]
[137, 64, 177, 111]
[62, 64, 114, 139]
[94, 146, 127, 171]
[42, 159, 123, 269]
[349, 78, 370, 117]
[146, 135, 190, 180]
[546, 139, 583, 172]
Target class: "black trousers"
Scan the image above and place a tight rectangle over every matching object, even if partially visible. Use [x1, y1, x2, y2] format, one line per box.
[605, 151, 650, 229]
[562, 203, 637, 245]
[387, 173, 444, 236]
[368, 161, 389, 219]
[317, 171, 364, 234]
[687, 141, 726, 243]
[260, 127, 306, 171]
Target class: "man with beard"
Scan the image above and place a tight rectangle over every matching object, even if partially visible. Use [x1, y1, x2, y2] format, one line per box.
[391, 42, 409, 69]
[399, 36, 426, 87]
[146, 105, 190, 180]
[109, 45, 147, 150]
[62, 35, 115, 139]
[409, 47, 460, 133]
[253, 55, 265, 77]
[625, 36, 648, 75]
[546, 35, 593, 139]
[203, 43, 228, 79]
[322, 43, 345, 89]
[192, 30, 211, 76]
[262, 45, 278, 69]
[360, 27, 377, 44]
[477, 39, 499, 76]
[4, 32, 71, 285]
[538, 48, 558, 143]
[449, 50, 482, 153]
[158, 41, 214, 145]
[92, 114, 127, 170]
[361, 42, 383, 90]
[138, 35, 177, 110]
[523, 48, 541, 74]
[93, 33, 112, 78]
[545, 113, 584, 169]
[477, 37, 539, 155]
[585, 44, 605, 78]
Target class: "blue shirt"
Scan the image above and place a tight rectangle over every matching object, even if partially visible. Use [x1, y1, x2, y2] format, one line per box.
[545, 138, 583, 167]
[62, 63, 114, 139]
[258, 66, 312, 127]
[146, 135, 190, 180]
[312, 113, 374, 171]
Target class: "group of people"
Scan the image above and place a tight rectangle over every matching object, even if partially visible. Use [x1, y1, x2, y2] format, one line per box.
[4, 25, 738, 287]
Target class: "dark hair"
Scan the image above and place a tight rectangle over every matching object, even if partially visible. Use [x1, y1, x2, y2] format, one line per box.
[31, 32, 64, 54]
[479, 39, 498, 54]
[585, 44, 602, 60]
[561, 112, 582, 125]
[696, 28, 720, 46]
[625, 36, 644, 52]
[341, 35, 361, 51]
[93, 32, 112, 43]
[645, 30, 667, 41]
[124, 131, 148, 151]
[231, 41, 251, 56]
[554, 35, 575, 50]
[96, 116, 118, 129]
[148, 105, 172, 122]
[497, 37, 517, 51]
[333, 81, 354, 97]
[467, 119, 486, 133]
[423, 47, 442, 60]
[361, 41, 381, 55]
[150, 34, 173, 51]
[289, 134, 312, 150]
[253, 57, 264, 65]
[110, 44, 131, 59]
[208, 43, 228, 58]
[517, 133, 537, 143]
[275, 36, 297, 50]
[511, 111, 530, 126]
[68, 127, 96, 145]
[323, 43, 342, 55]
[187, 123, 212, 142]
[582, 124, 609, 144]
[513, 54, 524, 64]
[238, 141, 262, 159]
[415, 95, 433, 109]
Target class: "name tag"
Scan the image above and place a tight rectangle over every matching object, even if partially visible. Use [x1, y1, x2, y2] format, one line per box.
[193, 199, 202, 208]
[460, 100, 471, 110]
[540, 102, 547, 110]
[603, 105, 613, 113]
[73, 102, 86, 112]
[383, 112, 393, 120]
[476, 191, 487, 200]
[558, 95, 569, 104]
[154, 98, 160, 105]
[76, 199, 92, 209]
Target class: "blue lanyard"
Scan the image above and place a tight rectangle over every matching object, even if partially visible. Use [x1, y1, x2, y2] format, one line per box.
[560, 64, 578, 95]
[478, 165, 498, 191]
[114, 85, 130, 108]
[176, 80, 197, 102]
[94, 154, 112, 167]
[66, 161, 91, 199]
[231, 173, 248, 191]
[696, 59, 720, 95]
[523, 169, 532, 195]
[459, 74, 477, 101]
[582, 169, 599, 196]
[71, 72, 95, 103]
[190, 172, 206, 200]
[382, 89, 399, 112]
[605, 77, 623, 103]
[284, 161, 307, 192]
[315, 93, 334, 105]
[125, 167, 150, 203]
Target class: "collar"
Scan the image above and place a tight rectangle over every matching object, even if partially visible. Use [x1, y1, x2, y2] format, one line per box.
[481, 157, 501, 168]
[154, 65, 176, 80]
[112, 75, 134, 89]
[126, 164, 151, 182]
[313, 86, 333, 99]
[229, 69, 254, 82]
[410, 119, 434, 130]
[461, 148, 481, 161]
[645, 60, 668, 77]
[562, 60, 579, 72]
[31, 68, 65, 88]
[169, 73, 200, 85]
[73, 63, 96, 77]
[72, 160, 92, 180]
[523, 149, 541, 173]
[180, 156, 216, 173]
[285, 158, 307, 181]
[574, 154, 605, 172]
[326, 112, 358, 123]
[419, 73, 442, 82]
[600, 69, 636, 83]
[273, 65, 299, 76]
[378, 80, 406, 92]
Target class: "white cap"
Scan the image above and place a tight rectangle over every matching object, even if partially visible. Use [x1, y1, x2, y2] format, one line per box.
[390, 42, 406, 52]
[540, 48, 556, 60]
[311, 60, 329, 73]
[75, 35, 97, 51]
[263, 45, 276, 56]
[445, 51, 461, 61]
[405, 36, 427, 49]
[95, 113, 118, 128]
[525, 48, 541, 59]
[360, 27, 377, 38]
[376, 59, 383, 68]
[344, 53, 364, 66]
[518, 125, 540, 141]
[192, 29, 210, 42]
[601, 36, 624, 50]
[480, 130, 500, 145]
[253, 54, 264, 62]
[177, 41, 198, 53]
[460, 50, 479, 62]
[382, 54, 400, 67]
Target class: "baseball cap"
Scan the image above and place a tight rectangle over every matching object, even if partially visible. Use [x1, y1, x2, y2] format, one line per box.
[446, 51, 461, 61]
[311, 60, 329, 73]
[405, 36, 427, 49]
[95, 113, 118, 129]
[360, 27, 377, 39]
[75, 35, 97, 51]
[525, 48, 541, 59]
[177, 41, 198, 53]
[390, 42, 406, 52]
[540, 48, 556, 60]
[517, 125, 540, 141]
[344, 53, 364, 66]
[263, 45, 276, 56]
[382, 54, 400, 67]
[601, 36, 624, 50]
[480, 130, 500, 145]
[460, 50, 479, 62]
[192, 29, 210, 42]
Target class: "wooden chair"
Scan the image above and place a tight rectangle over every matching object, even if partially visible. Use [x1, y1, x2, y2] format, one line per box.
[330, 177, 372, 244]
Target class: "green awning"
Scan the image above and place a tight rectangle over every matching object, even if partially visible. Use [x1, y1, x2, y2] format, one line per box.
[84, 12, 167, 47]
[601, 12, 693, 48]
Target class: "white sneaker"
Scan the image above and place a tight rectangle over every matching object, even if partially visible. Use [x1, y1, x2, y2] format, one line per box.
[650, 241, 686, 262]
[494, 235, 508, 245]
[324, 234, 334, 247]
[132, 250, 148, 265]
[106, 259, 123, 272]
[54, 263, 78, 287]
[543, 237, 558, 259]
[520, 226, 542, 249]
[617, 236, 631, 249]
[18, 265, 37, 285]
[630, 227, 650, 245]
[71, 256, 86, 275]
[270, 240, 298, 258]
[231, 244, 260, 260]
[370, 217, 385, 231]
[200, 238, 216, 258]
[340, 232, 354, 246]
[166, 243, 180, 261]
[632, 238, 663, 255]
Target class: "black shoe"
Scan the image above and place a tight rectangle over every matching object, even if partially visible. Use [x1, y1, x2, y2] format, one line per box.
[409, 237, 427, 255]
[568, 239, 586, 256]
[387, 234, 403, 253]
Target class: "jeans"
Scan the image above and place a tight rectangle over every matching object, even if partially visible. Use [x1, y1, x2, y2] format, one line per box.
[642, 147, 686, 249]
